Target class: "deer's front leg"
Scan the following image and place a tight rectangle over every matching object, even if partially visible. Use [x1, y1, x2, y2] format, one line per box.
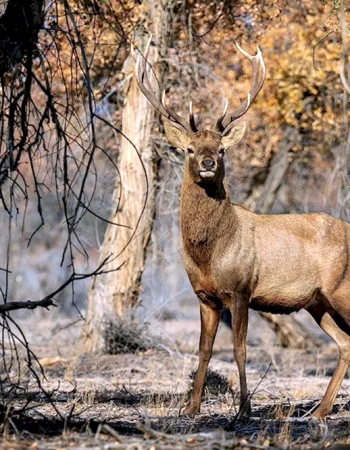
[184, 292, 221, 415]
[231, 296, 251, 418]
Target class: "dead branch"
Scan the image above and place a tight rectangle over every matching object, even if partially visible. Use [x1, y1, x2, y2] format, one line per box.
[0, 298, 55, 313]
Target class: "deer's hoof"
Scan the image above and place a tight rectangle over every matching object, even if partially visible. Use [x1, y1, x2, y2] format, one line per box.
[183, 403, 200, 415]
[312, 406, 329, 420]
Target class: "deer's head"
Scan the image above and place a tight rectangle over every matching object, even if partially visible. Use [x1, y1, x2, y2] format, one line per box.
[134, 39, 266, 184]
[163, 125, 246, 184]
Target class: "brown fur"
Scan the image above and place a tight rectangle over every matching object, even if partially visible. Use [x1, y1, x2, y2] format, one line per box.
[175, 129, 350, 420]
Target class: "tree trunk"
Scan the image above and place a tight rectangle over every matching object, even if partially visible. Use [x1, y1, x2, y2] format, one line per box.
[262, 313, 322, 348]
[82, 1, 171, 352]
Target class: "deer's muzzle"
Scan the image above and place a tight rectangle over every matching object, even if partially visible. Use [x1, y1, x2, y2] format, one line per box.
[199, 159, 216, 179]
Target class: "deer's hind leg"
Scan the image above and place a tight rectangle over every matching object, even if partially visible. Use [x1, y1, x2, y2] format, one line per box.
[307, 300, 350, 419]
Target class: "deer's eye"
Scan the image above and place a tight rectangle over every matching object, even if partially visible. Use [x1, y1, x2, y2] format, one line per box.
[187, 147, 194, 157]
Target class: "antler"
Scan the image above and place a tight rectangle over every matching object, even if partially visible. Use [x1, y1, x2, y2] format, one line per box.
[133, 36, 198, 133]
[216, 42, 266, 135]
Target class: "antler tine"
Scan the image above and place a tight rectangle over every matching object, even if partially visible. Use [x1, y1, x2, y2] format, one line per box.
[215, 98, 229, 133]
[161, 91, 197, 132]
[135, 52, 167, 118]
[134, 37, 195, 133]
[136, 37, 165, 111]
[235, 41, 256, 61]
[189, 101, 198, 132]
[220, 43, 266, 135]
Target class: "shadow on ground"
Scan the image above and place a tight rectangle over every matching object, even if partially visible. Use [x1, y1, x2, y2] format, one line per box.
[4, 388, 350, 447]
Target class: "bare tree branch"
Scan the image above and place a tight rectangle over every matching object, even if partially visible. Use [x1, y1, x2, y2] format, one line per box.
[0, 298, 55, 313]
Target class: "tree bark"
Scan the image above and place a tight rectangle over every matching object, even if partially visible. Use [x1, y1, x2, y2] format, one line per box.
[82, 1, 171, 352]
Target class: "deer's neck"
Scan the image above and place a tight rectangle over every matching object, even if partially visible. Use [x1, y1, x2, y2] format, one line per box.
[180, 165, 234, 265]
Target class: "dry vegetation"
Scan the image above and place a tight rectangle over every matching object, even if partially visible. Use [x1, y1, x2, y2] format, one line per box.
[1, 0, 350, 448]
[2, 316, 350, 449]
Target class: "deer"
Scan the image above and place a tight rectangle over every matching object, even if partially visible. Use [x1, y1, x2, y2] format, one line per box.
[133, 38, 350, 420]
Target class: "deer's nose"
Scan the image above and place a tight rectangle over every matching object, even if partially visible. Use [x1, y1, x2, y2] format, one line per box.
[201, 159, 215, 170]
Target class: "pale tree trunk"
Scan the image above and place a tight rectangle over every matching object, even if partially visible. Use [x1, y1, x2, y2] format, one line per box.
[83, 1, 171, 352]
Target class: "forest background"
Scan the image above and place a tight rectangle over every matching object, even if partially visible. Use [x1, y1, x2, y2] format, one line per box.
[0, 0, 350, 447]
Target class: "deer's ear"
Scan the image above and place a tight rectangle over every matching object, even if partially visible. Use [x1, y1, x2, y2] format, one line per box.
[221, 122, 246, 149]
[164, 121, 190, 149]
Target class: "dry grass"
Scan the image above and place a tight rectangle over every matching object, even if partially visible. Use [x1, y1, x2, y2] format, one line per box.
[2, 318, 350, 449]
[189, 368, 231, 397]
[2, 350, 350, 449]
[103, 319, 158, 355]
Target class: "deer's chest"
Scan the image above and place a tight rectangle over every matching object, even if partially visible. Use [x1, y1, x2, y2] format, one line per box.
[183, 235, 213, 270]
[182, 239, 247, 309]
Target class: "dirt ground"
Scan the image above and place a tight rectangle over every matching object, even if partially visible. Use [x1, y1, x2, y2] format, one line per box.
[2, 310, 350, 449]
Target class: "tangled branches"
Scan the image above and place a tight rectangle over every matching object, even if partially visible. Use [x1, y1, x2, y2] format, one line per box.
[0, 0, 139, 413]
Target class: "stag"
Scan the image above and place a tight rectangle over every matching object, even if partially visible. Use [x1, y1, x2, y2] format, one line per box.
[134, 38, 350, 419]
